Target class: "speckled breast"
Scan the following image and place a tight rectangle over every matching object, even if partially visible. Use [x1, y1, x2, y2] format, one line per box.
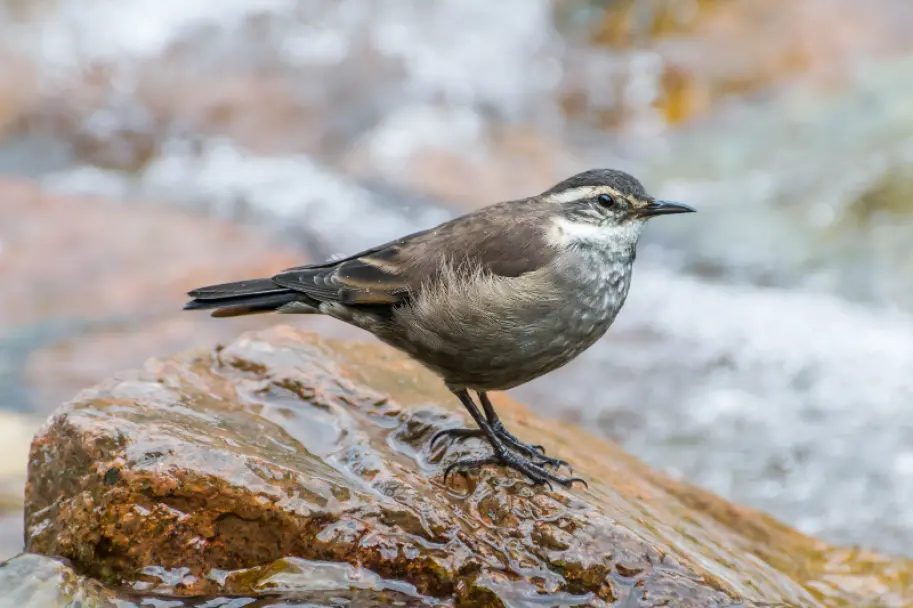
[413, 249, 634, 392]
[499, 254, 632, 388]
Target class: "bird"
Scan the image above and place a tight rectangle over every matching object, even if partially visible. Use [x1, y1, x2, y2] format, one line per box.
[183, 169, 694, 488]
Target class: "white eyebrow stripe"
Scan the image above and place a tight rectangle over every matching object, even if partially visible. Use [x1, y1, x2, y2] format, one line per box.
[541, 185, 621, 205]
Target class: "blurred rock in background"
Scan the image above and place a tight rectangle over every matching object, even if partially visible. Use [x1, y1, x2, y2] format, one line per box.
[2, 0, 913, 564]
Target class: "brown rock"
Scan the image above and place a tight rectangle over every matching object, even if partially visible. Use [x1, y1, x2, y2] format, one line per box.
[0, 179, 300, 326]
[0, 50, 39, 137]
[571, 0, 913, 126]
[0, 178, 340, 413]
[22, 312, 363, 416]
[0, 178, 360, 563]
[0, 552, 439, 606]
[23, 327, 913, 606]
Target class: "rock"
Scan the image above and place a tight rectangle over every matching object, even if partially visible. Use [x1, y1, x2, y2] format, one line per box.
[0, 177, 339, 414]
[0, 553, 438, 607]
[0, 179, 364, 565]
[576, 0, 913, 126]
[0, 179, 301, 328]
[21, 327, 913, 606]
[0, 554, 120, 608]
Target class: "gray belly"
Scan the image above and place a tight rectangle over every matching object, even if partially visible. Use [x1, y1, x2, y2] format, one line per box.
[373, 260, 632, 391]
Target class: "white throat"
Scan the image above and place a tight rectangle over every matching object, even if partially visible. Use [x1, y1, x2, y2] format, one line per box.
[548, 216, 645, 254]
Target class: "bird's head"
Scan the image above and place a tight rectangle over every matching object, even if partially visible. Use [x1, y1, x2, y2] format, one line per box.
[541, 168, 694, 252]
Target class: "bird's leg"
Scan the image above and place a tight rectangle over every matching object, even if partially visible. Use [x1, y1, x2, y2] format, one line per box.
[429, 389, 490, 449]
[441, 390, 586, 488]
[430, 392, 569, 470]
[477, 392, 569, 469]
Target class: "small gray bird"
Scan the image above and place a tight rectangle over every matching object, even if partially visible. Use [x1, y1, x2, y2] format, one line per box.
[184, 169, 694, 488]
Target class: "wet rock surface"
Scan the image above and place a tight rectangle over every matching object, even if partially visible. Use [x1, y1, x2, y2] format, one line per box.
[20, 327, 913, 606]
[0, 554, 121, 607]
[0, 178, 371, 563]
[0, 553, 438, 607]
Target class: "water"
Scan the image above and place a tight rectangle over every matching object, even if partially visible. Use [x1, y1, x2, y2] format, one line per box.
[636, 55, 913, 306]
[2, 0, 913, 559]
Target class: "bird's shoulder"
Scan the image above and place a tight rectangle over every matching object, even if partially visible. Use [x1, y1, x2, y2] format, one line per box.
[272, 198, 558, 305]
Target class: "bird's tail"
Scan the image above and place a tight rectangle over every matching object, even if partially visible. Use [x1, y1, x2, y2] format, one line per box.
[183, 277, 314, 318]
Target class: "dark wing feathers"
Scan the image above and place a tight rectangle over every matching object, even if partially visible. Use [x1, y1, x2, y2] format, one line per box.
[194, 200, 557, 310]
[278, 201, 556, 306]
[187, 277, 286, 300]
[273, 249, 411, 305]
[184, 291, 301, 311]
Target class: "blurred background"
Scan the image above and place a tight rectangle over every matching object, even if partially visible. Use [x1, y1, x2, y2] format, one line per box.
[2, 0, 913, 563]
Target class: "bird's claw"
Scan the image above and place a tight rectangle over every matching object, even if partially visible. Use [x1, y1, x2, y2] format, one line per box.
[431, 426, 570, 471]
[443, 452, 586, 489]
[487, 422, 570, 471]
[430, 427, 480, 450]
[443, 456, 492, 485]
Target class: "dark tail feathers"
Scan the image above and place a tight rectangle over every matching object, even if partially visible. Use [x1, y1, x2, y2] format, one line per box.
[184, 278, 303, 318]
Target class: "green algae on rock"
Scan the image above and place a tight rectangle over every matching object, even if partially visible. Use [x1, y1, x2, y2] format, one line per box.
[21, 327, 913, 606]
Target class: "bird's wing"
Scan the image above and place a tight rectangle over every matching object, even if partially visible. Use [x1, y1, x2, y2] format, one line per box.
[271, 202, 556, 306]
[272, 241, 420, 305]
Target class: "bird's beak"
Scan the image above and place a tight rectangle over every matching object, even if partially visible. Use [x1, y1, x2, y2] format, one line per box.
[639, 200, 696, 218]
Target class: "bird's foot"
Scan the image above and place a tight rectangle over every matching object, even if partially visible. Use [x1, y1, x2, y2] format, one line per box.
[443, 451, 587, 489]
[430, 427, 481, 448]
[431, 423, 569, 470]
[488, 421, 570, 469]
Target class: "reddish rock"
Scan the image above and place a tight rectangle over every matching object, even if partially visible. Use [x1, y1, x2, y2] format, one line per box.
[23, 312, 363, 415]
[23, 327, 913, 606]
[0, 179, 365, 413]
[0, 179, 299, 326]
[0, 50, 39, 137]
[577, 0, 913, 126]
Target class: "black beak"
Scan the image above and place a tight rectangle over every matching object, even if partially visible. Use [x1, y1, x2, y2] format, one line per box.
[639, 200, 696, 218]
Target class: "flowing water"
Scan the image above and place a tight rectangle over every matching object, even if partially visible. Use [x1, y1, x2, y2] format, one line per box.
[2, 0, 913, 559]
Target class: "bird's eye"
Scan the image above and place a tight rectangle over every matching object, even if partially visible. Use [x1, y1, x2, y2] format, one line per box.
[597, 193, 616, 208]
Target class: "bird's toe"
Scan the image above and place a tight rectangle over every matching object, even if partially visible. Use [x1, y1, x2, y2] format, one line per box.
[441, 450, 585, 490]
[430, 427, 483, 449]
[489, 427, 570, 471]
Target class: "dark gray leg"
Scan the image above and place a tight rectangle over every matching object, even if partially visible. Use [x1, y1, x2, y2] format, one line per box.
[478, 392, 569, 469]
[431, 392, 569, 470]
[440, 390, 586, 488]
